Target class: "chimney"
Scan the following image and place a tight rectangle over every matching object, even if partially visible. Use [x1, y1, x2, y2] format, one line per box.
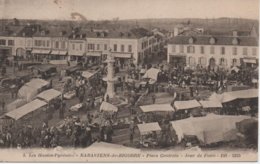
[174, 27, 179, 36]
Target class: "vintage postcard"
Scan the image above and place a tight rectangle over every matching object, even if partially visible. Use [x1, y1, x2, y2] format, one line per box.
[0, 0, 258, 162]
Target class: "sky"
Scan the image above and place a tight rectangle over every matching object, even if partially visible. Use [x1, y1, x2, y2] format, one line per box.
[0, 0, 259, 20]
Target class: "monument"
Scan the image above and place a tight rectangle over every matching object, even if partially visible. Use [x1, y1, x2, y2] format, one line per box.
[103, 49, 117, 99]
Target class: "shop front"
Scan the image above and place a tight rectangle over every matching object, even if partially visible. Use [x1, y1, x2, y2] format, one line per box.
[168, 54, 186, 68]
[31, 49, 51, 62]
[112, 52, 133, 69]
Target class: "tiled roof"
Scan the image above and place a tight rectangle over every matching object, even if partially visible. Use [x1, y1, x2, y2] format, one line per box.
[168, 35, 258, 46]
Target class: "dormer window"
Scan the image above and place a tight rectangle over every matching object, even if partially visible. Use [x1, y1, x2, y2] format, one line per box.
[209, 37, 215, 44]
[188, 37, 194, 44]
[59, 31, 63, 36]
[22, 32, 26, 37]
[232, 38, 239, 45]
[73, 34, 76, 39]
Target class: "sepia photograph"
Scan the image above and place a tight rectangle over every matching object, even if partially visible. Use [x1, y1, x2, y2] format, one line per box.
[0, 0, 258, 162]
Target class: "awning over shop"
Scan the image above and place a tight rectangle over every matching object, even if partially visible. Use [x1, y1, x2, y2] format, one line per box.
[36, 89, 61, 102]
[86, 51, 101, 57]
[5, 99, 47, 120]
[69, 52, 84, 56]
[142, 68, 160, 80]
[112, 53, 132, 58]
[51, 50, 68, 56]
[174, 100, 201, 111]
[31, 49, 41, 54]
[171, 114, 250, 144]
[32, 49, 50, 54]
[243, 58, 257, 64]
[140, 104, 174, 113]
[137, 122, 161, 135]
[199, 100, 222, 108]
[100, 101, 118, 112]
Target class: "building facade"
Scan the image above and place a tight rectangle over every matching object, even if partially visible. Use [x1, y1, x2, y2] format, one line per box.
[167, 35, 258, 70]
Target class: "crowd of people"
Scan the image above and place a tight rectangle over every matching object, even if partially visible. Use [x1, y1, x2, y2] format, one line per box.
[0, 56, 258, 149]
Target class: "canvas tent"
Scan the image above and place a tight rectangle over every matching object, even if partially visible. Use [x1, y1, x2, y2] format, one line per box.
[174, 100, 201, 111]
[81, 71, 95, 79]
[140, 104, 174, 113]
[5, 99, 47, 120]
[171, 114, 250, 144]
[142, 68, 160, 80]
[218, 89, 258, 103]
[36, 89, 61, 102]
[25, 78, 49, 89]
[137, 122, 161, 135]
[6, 99, 27, 112]
[199, 100, 222, 108]
[18, 78, 49, 102]
[100, 101, 118, 112]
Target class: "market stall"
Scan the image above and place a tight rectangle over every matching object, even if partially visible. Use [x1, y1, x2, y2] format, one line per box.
[171, 114, 251, 145]
[199, 100, 222, 114]
[139, 103, 174, 122]
[36, 89, 61, 103]
[137, 122, 161, 148]
[173, 100, 202, 119]
[18, 78, 50, 102]
[4, 99, 47, 126]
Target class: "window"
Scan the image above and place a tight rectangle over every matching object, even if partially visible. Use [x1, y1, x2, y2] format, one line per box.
[200, 46, 204, 54]
[104, 44, 107, 50]
[199, 57, 207, 66]
[55, 41, 59, 49]
[232, 47, 237, 55]
[243, 47, 248, 56]
[121, 45, 124, 52]
[189, 57, 196, 66]
[179, 45, 184, 53]
[79, 44, 82, 51]
[47, 41, 50, 47]
[221, 47, 225, 55]
[172, 45, 176, 53]
[42, 41, 45, 47]
[61, 41, 66, 49]
[187, 46, 195, 53]
[0, 39, 6, 45]
[232, 58, 237, 66]
[72, 44, 75, 50]
[128, 45, 132, 52]
[88, 44, 94, 50]
[96, 44, 100, 50]
[220, 58, 227, 66]
[8, 40, 14, 46]
[210, 46, 215, 54]
[252, 48, 257, 56]
[113, 44, 117, 51]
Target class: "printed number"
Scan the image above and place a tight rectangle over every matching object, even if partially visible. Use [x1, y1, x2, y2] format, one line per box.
[232, 154, 241, 158]
[221, 154, 227, 158]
